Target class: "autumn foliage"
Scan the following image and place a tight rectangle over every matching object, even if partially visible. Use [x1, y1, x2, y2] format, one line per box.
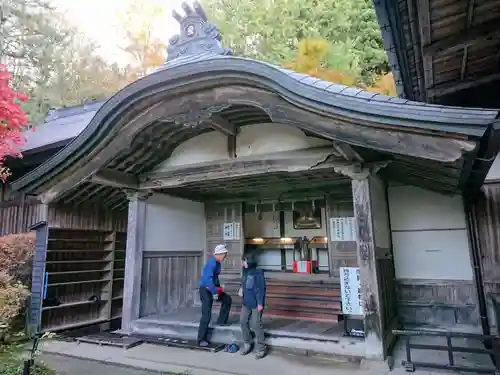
[0, 65, 28, 182]
[0, 233, 34, 338]
[283, 39, 396, 96]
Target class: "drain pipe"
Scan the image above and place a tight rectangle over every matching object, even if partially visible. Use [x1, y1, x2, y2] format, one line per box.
[464, 197, 490, 336]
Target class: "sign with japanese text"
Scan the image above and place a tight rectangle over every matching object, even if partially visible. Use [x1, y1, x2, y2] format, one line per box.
[340, 267, 363, 316]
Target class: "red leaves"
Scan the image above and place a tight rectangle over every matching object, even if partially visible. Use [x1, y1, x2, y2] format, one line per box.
[0, 65, 28, 181]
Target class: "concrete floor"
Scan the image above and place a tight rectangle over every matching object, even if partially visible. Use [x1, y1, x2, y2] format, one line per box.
[40, 354, 178, 375]
[39, 339, 476, 375]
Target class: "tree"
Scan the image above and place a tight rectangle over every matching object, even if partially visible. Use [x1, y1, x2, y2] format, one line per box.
[284, 39, 396, 95]
[202, 0, 388, 84]
[117, 0, 167, 78]
[1, 0, 136, 125]
[0, 66, 28, 181]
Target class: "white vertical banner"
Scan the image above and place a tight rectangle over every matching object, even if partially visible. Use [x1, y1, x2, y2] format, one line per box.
[233, 222, 241, 240]
[329, 217, 357, 242]
[340, 267, 363, 316]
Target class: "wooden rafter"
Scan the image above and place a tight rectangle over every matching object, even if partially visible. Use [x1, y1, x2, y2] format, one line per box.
[90, 169, 139, 189]
[332, 141, 363, 162]
[206, 115, 237, 136]
[417, 0, 434, 99]
[423, 19, 500, 57]
[460, 0, 476, 81]
[427, 72, 500, 97]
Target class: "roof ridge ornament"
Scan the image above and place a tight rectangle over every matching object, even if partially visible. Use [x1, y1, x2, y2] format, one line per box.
[166, 1, 232, 61]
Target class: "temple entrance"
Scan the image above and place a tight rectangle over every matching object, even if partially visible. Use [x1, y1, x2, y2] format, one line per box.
[130, 165, 367, 356]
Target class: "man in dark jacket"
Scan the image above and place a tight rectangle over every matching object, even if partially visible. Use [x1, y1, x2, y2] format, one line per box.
[197, 244, 232, 347]
[238, 251, 267, 359]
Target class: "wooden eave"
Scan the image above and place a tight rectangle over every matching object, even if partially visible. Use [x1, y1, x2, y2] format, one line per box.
[8, 53, 500, 207]
[374, 0, 500, 105]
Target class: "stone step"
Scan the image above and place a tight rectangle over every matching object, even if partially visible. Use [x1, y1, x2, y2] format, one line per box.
[130, 317, 365, 358]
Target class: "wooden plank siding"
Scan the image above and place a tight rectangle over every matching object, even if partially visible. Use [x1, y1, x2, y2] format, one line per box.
[475, 182, 500, 333]
[0, 198, 47, 236]
[139, 251, 203, 317]
[0, 199, 127, 235]
[220, 276, 342, 322]
[395, 278, 478, 327]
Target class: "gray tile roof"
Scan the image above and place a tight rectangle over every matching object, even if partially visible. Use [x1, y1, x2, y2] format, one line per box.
[21, 100, 105, 152]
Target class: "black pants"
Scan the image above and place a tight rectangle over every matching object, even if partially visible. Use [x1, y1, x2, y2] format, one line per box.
[197, 287, 232, 343]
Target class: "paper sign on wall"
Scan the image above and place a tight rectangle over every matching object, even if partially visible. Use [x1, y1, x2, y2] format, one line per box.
[233, 222, 241, 240]
[223, 222, 234, 240]
[340, 267, 363, 316]
[329, 217, 357, 242]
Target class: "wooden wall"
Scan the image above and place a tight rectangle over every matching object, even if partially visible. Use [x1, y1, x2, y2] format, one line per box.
[395, 278, 478, 327]
[476, 182, 500, 333]
[205, 202, 243, 276]
[139, 251, 203, 317]
[0, 198, 46, 236]
[326, 196, 358, 278]
[0, 198, 127, 236]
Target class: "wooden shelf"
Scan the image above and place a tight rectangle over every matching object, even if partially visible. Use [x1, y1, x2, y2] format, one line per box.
[42, 318, 109, 333]
[34, 227, 127, 334]
[46, 260, 109, 264]
[48, 278, 111, 287]
[48, 249, 112, 253]
[49, 269, 111, 276]
[42, 300, 108, 311]
[48, 238, 113, 243]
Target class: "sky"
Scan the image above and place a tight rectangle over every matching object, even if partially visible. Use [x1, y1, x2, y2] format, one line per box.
[49, 0, 184, 65]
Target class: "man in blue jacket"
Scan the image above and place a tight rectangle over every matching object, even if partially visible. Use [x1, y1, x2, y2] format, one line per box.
[238, 251, 267, 359]
[197, 244, 232, 347]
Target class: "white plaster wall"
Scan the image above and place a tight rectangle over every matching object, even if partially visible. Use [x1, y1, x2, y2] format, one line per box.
[236, 123, 330, 157]
[388, 185, 472, 280]
[486, 153, 500, 181]
[143, 193, 206, 252]
[154, 123, 331, 169]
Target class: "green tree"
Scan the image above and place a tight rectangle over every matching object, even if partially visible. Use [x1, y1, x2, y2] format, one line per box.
[285, 39, 396, 95]
[1, 0, 131, 124]
[201, 0, 388, 83]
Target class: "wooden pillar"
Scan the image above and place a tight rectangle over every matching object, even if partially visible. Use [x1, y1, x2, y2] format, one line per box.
[335, 162, 394, 360]
[122, 190, 150, 333]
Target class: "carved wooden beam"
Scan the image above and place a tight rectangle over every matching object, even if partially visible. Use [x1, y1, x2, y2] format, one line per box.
[423, 19, 500, 57]
[90, 168, 139, 189]
[206, 115, 237, 136]
[333, 141, 363, 162]
[139, 147, 354, 189]
[427, 72, 500, 97]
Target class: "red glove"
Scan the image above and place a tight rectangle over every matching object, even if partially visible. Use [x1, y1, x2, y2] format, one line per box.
[215, 286, 224, 294]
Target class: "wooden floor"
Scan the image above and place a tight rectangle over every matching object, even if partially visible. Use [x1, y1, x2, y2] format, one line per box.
[137, 307, 347, 340]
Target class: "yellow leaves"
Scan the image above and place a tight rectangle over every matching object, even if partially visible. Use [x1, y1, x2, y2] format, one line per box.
[366, 72, 397, 96]
[118, 0, 167, 76]
[284, 38, 396, 96]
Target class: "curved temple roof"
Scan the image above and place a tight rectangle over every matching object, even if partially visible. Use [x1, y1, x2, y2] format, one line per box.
[10, 1, 500, 204]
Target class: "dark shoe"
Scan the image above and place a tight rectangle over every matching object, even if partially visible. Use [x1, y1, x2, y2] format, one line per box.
[240, 343, 252, 355]
[198, 340, 210, 347]
[254, 346, 266, 359]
